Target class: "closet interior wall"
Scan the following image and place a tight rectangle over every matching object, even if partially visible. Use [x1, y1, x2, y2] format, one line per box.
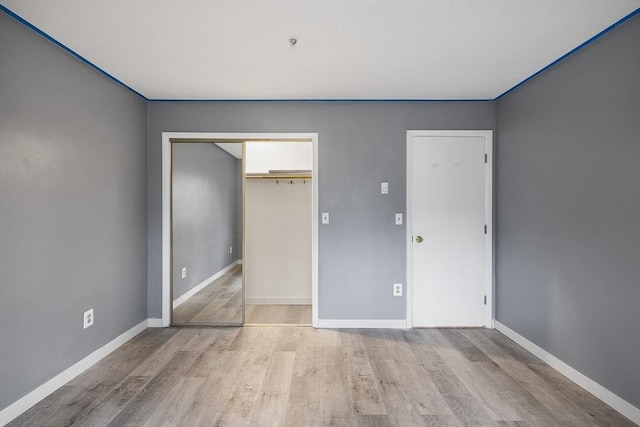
[244, 141, 313, 305]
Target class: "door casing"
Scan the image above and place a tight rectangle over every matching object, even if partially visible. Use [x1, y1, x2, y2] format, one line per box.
[406, 130, 494, 329]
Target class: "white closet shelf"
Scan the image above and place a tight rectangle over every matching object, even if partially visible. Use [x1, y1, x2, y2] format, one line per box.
[245, 174, 312, 180]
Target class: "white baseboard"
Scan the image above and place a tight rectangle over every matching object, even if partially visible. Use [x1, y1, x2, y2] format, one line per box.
[0, 319, 148, 427]
[246, 297, 312, 305]
[172, 261, 240, 309]
[494, 320, 640, 425]
[317, 319, 407, 329]
[147, 318, 164, 328]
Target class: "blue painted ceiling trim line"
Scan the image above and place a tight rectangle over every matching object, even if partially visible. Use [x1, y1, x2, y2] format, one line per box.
[495, 7, 640, 101]
[148, 98, 492, 102]
[0, 5, 149, 101]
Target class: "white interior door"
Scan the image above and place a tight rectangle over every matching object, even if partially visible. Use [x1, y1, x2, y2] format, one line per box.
[408, 131, 492, 327]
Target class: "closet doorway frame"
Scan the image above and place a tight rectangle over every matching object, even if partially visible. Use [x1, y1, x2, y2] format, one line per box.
[161, 132, 319, 328]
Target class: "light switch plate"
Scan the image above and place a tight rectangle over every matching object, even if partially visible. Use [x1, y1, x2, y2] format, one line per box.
[322, 212, 330, 224]
[381, 182, 389, 194]
[395, 213, 403, 225]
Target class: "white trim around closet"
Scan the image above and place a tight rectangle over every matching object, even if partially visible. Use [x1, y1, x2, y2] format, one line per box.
[161, 132, 319, 328]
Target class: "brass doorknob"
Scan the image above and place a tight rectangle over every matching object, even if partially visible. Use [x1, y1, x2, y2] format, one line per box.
[415, 235, 423, 243]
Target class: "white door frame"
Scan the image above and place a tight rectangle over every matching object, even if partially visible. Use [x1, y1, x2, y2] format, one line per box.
[161, 132, 320, 328]
[406, 130, 493, 329]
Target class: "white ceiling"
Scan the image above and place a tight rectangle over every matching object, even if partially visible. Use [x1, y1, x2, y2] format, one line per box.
[2, 0, 638, 100]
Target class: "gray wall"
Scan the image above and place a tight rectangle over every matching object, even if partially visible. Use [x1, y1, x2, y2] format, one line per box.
[172, 143, 241, 299]
[0, 12, 147, 411]
[147, 102, 495, 319]
[495, 15, 640, 407]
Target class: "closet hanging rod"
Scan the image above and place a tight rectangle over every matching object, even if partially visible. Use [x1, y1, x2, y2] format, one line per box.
[245, 174, 312, 180]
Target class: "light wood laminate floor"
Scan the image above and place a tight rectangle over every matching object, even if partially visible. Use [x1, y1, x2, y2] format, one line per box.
[8, 327, 633, 426]
[172, 265, 243, 325]
[246, 304, 312, 326]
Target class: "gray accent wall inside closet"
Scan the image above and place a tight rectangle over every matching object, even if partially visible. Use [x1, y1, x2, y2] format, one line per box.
[496, 15, 640, 406]
[0, 12, 147, 411]
[172, 143, 241, 300]
[147, 102, 495, 320]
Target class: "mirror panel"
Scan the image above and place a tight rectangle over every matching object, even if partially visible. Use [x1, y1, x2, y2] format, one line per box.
[171, 141, 243, 325]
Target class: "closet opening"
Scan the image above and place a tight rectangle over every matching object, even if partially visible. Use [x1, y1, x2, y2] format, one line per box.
[160, 132, 319, 328]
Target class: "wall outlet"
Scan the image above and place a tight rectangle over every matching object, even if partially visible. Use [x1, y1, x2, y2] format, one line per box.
[229, 246, 233, 254]
[83, 308, 94, 329]
[181, 267, 187, 279]
[393, 283, 403, 297]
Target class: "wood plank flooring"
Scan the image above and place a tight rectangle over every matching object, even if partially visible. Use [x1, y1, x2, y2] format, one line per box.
[8, 327, 634, 427]
[172, 265, 243, 325]
[246, 304, 312, 326]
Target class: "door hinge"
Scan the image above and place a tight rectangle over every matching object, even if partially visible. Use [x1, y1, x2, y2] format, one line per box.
[484, 225, 487, 234]
[484, 153, 488, 163]
[484, 295, 487, 305]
